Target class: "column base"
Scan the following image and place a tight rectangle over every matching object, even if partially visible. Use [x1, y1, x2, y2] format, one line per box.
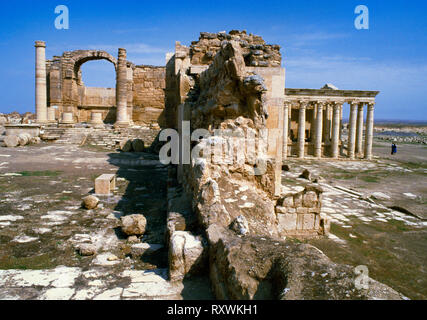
[114, 121, 130, 128]
[90, 122, 105, 129]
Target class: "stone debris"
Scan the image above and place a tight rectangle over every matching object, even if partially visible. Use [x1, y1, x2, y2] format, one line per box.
[92, 253, 121, 266]
[299, 169, 311, 180]
[82, 195, 99, 210]
[230, 215, 249, 236]
[78, 244, 97, 256]
[371, 192, 391, 201]
[169, 231, 207, 282]
[119, 139, 132, 152]
[3, 135, 19, 147]
[131, 138, 144, 152]
[131, 243, 164, 258]
[127, 235, 140, 243]
[12, 235, 38, 243]
[121, 214, 147, 236]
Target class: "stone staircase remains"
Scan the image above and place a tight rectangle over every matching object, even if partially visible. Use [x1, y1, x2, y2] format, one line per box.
[41, 125, 160, 149]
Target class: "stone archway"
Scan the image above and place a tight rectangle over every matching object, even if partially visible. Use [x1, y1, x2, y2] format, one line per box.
[71, 50, 117, 86]
[59, 50, 120, 124]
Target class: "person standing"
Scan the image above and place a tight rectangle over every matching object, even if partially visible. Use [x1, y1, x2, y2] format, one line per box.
[391, 143, 397, 155]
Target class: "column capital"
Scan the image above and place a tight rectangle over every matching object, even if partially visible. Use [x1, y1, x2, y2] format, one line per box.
[367, 102, 375, 109]
[35, 41, 46, 48]
[333, 101, 343, 110]
[299, 100, 309, 109]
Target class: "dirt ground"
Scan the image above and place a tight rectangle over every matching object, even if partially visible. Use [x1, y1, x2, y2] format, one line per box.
[0, 143, 213, 300]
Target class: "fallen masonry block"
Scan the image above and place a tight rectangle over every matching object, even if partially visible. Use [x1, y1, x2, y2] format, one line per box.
[119, 139, 133, 152]
[77, 243, 97, 256]
[168, 231, 207, 282]
[121, 214, 147, 236]
[131, 138, 145, 152]
[95, 174, 116, 195]
[131, 243, 164, 258]
[82, 195, 100, 210]
[3, 135, 19, 147]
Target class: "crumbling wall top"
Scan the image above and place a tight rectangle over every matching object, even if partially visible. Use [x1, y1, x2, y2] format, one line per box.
[189, 30, 282, 67]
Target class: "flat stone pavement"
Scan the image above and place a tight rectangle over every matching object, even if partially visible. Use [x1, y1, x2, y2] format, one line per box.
[0, 144, 213, 300]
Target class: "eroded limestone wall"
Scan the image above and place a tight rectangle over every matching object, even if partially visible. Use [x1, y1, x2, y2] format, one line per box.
[132, 66, 166, 127]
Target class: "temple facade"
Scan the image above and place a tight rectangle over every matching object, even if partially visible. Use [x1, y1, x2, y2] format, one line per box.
[284, 85, 378, 160]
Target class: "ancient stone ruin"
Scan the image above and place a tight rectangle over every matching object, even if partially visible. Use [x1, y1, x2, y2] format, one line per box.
[0, 30, 408, 301]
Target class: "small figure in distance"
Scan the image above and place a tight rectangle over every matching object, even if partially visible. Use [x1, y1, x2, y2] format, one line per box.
[391, 143, 397, 155]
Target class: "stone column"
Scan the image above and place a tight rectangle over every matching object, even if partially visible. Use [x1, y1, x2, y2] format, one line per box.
[364, 103, 375, 160]
[298, 101, 307, 159]
[348, 102, 358, 159]
[323, 103, 332, 142]
[331, 102, 341, 158]
[311, 103, 317, 142]
[60, 112, 74, 124]
[35, 41, 48, 123]
[282, 103, 289, 159]
[355, 103, 364, 157]
[314, 102, 324, 158]
[115, 48, 129, 127]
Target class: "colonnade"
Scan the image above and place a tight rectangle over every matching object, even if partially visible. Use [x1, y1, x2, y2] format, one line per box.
[282, 100, 375, 160]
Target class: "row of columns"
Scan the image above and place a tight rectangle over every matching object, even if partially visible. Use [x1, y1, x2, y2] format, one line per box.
[283, 100, 375, 160]
[34, 41, 130, 127]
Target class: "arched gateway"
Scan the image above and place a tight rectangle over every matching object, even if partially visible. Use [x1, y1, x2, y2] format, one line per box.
[34, 41, 166, 127]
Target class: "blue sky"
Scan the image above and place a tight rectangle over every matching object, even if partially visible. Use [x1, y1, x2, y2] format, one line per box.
[0, 0, 426, 120]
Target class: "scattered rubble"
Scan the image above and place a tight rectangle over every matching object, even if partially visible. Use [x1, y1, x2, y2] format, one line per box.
[121, 214, 147, 236]
[82, 195, 100, 210]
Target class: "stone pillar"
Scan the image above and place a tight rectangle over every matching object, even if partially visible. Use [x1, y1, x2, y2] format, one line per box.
[314, 102, 324, 158]
[115, 48, 129, 127]
[331, 102, 341, 159]
[323, 103, 332, 142]
[60, 112, 74, 124]
[283, 103, 289, 159]
[297, 101, 307, 159]
[348, 102, 358, 159]
[364, 103, 375, 160]
[35, 41, 48, 123]
[355, 103, 364, 157]
[311, 103, 317, 142]
[90, 112, 104, 124]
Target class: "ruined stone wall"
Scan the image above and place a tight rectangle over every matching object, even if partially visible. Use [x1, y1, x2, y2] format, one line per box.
[160, 32, 407, 301]
[46, 50, 166, 126]
[164, 31, 331, 241]
[190, 30, 281, 67]
[132, 65, 166, 126]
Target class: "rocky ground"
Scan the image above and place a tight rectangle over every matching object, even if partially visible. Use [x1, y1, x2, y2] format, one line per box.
[0, 136, 425, 300]
[0, 143, 213, 300]
[281, 139, 426, 300]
